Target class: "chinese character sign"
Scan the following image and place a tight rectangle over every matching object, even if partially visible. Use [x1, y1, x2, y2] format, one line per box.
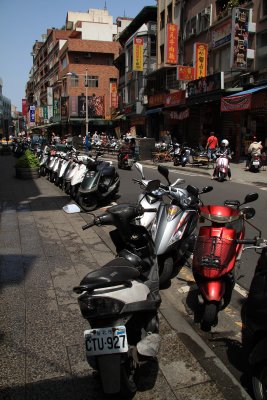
[194, 43, 208, 79]
[230, 8, 249, 69]
[110, 82, 118, 109]
[133, 37, 144, 71]
[29, 106, 35, 123]
[22, 99, 27, 116]
[166, 24, 178, 64]
[177, 66, 195, 81]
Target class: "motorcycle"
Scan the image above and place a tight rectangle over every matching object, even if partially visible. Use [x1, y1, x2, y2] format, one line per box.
[192, 192, 259, 331]
[241, 233, 267, 400]
[117, 150, 134, 170]
[249, 153, 262, 173]
[77, 152, 120, 212]
[213, 150, 232, 182]
[173, 144, 192, 167]
[63, 180, 162, 398]
[134, 162, 213, 286]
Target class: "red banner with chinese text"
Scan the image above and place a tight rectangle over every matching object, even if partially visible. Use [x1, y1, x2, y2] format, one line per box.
[133, 37, 144, 71]
[22, 99, 27, 116]
[221, 94, 251, 112]
[177, 66, 195, 81]
[166, 24, 178, 64]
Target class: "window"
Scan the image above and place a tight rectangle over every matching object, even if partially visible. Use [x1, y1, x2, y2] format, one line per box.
[70, 76, 79, 87]
[213, 46, 230, 73]
[61, 56, 67, 69]
[150, 36, 156, 57]
[160, 10, 165, 30]
[86, 76, 99, 88]
[263, 0, 267, 17]
[167, 4, 173, 23]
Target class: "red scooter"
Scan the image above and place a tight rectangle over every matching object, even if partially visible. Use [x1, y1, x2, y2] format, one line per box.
[192, 192, 259, 331]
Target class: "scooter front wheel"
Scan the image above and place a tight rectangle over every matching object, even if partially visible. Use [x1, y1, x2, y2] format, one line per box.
[201, 302, 218, 332]
[78, 194, 97, 212]
[252, 363, 267, 400]
[158, 256, 173, 288]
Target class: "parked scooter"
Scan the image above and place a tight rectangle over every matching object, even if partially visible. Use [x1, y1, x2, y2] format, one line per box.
[63, 180, 162, 398]
[77, 152, 120, 211]
[241, 233, 267, 400]
[192, 192, 259, 331]
[134, 163, 213, 286]
[173, 143, 192, 167]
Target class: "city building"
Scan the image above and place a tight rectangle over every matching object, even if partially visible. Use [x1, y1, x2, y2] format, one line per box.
[0, 77, 12, 140]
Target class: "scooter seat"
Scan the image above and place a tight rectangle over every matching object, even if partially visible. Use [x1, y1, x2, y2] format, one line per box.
[77, 257, 140, 293]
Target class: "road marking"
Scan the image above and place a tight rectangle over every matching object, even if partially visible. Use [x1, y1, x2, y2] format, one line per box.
[178, 284, 198, 293]
[234, 282, 248, 298]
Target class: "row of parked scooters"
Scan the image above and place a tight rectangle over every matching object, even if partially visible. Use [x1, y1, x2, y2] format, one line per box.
[39, 145, 120, 211]
[59, 157, 267, 400]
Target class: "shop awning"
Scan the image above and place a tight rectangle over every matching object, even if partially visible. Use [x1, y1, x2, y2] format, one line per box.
[146, 107, 162, 115]
[221, 85, 267, 112]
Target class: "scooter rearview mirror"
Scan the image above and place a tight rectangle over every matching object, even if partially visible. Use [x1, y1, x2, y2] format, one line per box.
[243, 193, 259, 204]
[145, 179, 160, 193]
[241, 207, 256, 220]
[63, 203, 81, 214]
[186, 184, 199, 197]
[202, 186, 213, 194]
[158, 165, 170, 184]
[134, 162, 145, 179]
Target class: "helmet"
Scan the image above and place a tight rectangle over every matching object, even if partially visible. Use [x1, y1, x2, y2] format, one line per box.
[221, 139, 229, 147]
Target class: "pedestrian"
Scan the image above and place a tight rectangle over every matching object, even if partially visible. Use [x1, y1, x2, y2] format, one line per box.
[206, 132, 218, 160]
[246, 136, 263, 170]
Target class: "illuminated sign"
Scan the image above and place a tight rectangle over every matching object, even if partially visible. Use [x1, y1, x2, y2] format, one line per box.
[166, 24, 178, 64]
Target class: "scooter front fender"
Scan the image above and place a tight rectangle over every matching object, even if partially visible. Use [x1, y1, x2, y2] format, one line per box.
[199, 280, 225, 302]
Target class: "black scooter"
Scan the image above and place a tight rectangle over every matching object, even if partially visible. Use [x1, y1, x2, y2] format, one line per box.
[63, 179, 161, 398]
[241, 232, 267, 400]
[77, 152, 120, 211]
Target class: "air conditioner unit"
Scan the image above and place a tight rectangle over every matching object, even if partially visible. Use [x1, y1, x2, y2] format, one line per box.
[189, 28, 196, 37]
[84, 52, 92, 58]
[201, 7, 211, 16]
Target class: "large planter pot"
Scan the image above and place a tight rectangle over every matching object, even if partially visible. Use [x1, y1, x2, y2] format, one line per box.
[15, 167, 40, 179]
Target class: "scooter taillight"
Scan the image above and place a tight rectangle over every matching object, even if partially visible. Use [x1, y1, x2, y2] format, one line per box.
[123, 154, 129, 160]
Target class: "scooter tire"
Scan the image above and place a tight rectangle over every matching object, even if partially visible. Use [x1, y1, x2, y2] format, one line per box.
[201, 302, 218, 332]
[78, 194, 97, 212]
[252, 363, 267, 400]
[218, 172, 225, 182]
[158, 256, 173, 288]
[173, 159, 180, 166]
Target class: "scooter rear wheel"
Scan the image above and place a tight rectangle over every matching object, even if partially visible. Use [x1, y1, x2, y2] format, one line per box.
[252, 363, 267, 400]
[201, 302, 218, 332]
[78, 194, 97, 212]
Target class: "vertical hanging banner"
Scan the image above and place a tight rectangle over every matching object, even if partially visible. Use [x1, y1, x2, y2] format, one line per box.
[194, 43, 208, 79]
[22, 99, 27, 116]
[166, 23, 178, 64]
[29, 106, 35, 123]
[230, 8, 249, 69]
[133, 37, 144, 71]
[110, 82, 118, 108]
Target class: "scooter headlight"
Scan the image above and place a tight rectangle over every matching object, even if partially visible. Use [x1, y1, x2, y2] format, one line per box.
[86, 171, 95, 178]
[79, 295, 125, 318]
[166, 205, 179, 221]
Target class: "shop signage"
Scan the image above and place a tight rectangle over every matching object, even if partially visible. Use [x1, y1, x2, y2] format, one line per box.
[187, 72, 224, 98]
[78, 95, 104, 118]
[133, 37, 144, 72]
[221, 94, 251, 112]
[47, 87, 53, 106]
[230, 8, 250, 69]
[148, 93, 166, 107]
[29, 105, 35, 123]
[61, 97, 68, 119]
[165, 108, 190, 120]
[43, 106, 48, 121]
[69, 96, 78, 117]
[165, 91, 185, 107]
[166, 23, 178, 64]
[177, 66, 195, 81]
[194, 43, 208, 79]
[110, 82, 118, 109]
[211, 21, 231, 49]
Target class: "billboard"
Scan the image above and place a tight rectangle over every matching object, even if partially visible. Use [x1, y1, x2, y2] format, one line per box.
[177, 66, 195, 81]
[194, 43, 208, 79]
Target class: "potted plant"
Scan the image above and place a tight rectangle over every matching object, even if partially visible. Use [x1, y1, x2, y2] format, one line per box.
[15, 149, 40, 179]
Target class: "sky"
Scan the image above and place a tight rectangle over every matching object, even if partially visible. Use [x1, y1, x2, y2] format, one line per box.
[0, 0, 156, 111]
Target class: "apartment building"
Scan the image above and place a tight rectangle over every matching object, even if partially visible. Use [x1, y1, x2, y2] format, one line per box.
[26, 7, 131, 138]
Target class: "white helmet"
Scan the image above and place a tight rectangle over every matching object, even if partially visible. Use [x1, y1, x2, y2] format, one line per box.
[221, 139, 229, 147]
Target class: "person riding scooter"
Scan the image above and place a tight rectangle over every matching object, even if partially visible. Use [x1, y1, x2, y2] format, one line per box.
[117, 138, 134, 169]
[211, 139, 232, 181]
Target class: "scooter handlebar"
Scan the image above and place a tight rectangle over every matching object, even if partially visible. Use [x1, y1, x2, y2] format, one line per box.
[236, 239, 257, 245]
[82, 221, 95, 230]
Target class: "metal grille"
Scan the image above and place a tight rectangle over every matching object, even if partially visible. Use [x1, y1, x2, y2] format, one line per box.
[193, 236, 236, 269]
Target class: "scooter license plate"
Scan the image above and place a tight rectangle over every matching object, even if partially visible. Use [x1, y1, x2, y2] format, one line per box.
[84, 325, 128, 356]
[253, 161, 259, 166]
